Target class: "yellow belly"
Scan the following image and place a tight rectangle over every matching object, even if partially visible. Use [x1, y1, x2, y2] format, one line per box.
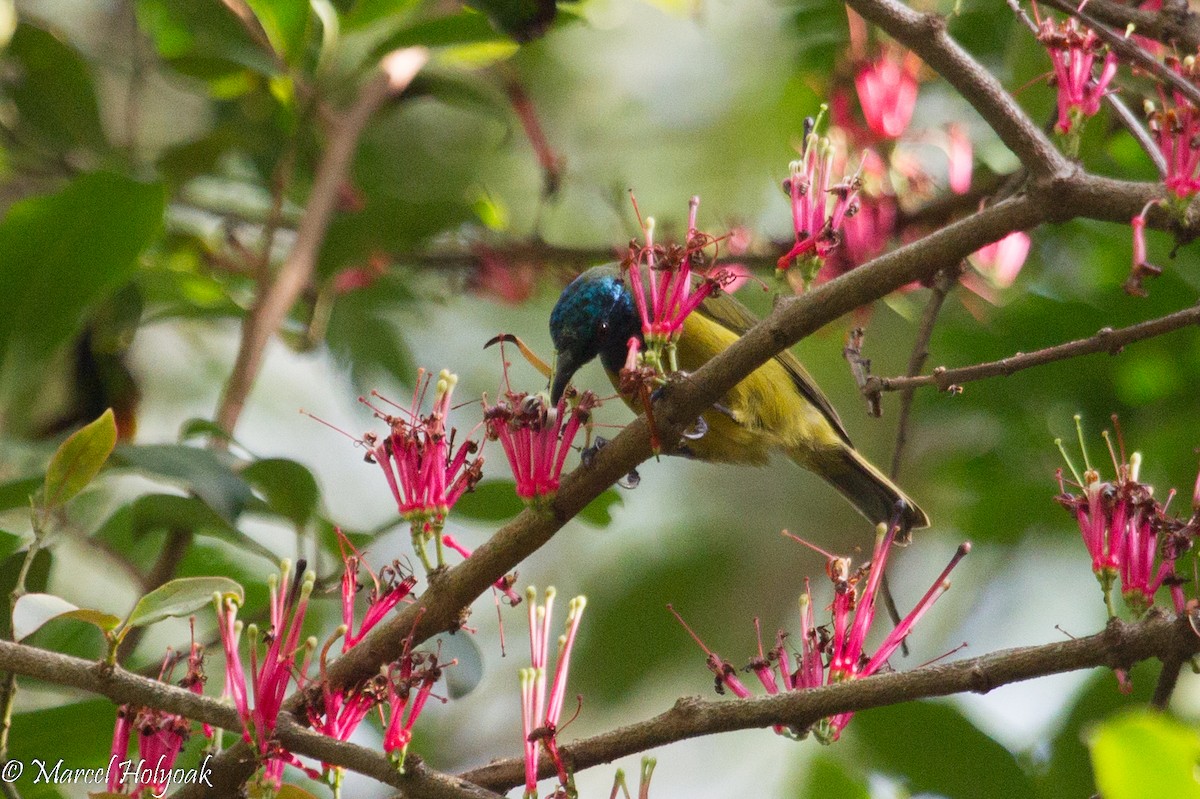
[621, 313, 845, 465]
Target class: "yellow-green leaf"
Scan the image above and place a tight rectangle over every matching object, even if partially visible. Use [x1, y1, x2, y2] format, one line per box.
[42, 408, 117, 511]
[1089, 710, 1200, 799]
[12, 593, 120, 641]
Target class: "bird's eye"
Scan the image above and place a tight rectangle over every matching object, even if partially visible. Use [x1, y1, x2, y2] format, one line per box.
[598, 321, 609, 334]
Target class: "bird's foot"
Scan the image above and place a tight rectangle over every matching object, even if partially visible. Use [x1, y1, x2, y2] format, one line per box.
[581, 436, 642, 489]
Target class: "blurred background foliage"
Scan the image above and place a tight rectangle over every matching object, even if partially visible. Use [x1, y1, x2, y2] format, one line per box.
[0, 0, 1197, 796]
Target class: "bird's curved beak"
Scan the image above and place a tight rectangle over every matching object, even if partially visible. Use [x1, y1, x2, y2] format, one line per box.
[549, 350, 579, 405]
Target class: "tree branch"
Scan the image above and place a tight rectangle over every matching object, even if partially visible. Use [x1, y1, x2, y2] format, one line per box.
[461, 612, 1200, 792]
[865, 301, 1200, 394]
[0, 640, 502, 799]
[213, 49, 428, 436]
[1062, 0, 1200, 52]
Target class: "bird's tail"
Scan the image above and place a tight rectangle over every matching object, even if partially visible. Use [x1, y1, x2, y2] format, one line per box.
[795, 442, 930, 538]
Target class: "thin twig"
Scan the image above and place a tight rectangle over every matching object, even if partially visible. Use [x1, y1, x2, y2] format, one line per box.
[459, 613, 1200, 791]
[865, 301, 1200, 394]
[843, 327, 880, 417]
[889, 265, 960, 480]
[1104, 92, 1169, 179]
[1151, 654, 1185, 709]
[213, 49, 429, 436]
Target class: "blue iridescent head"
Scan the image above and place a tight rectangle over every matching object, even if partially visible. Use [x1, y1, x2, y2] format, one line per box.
[548, 265, 640, 403]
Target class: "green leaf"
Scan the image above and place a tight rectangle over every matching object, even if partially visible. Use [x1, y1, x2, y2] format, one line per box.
[1089, 710, 1200, 799]
[42, 408, 117, 511]
[241, 458, 320, 528]
[577, 488, 621, 527]
[177, 417, 239, 446]
[128, 494, 281, 563]
[453, 480, 524, 522]
[0, 173, 163, 420]
[113, 444, 255, 522]
[6, 23, 108, 152]
[801, 755, 870, 799]
[123, 576, 243, 631]
[465, 0, 556, 43]
[372, 8, 508, 55]
[135, 0, 279, 79]
[8, 700, 115, 799]
[12, 593, 120, 642]
[0, 476, 40, 512]
[853, 700, 1037, 799]
[274, 785, 324, 799]
[0, 531, 23, 562]
[245, 0, 311, 64]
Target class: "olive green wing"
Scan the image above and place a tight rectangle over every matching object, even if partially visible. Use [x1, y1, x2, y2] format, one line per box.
[696, 291, 854, 447]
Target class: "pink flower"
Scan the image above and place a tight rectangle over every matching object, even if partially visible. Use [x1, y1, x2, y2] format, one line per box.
[215, 559, 316, 790]
[521, 588, 587, 798]
[624, 196, 738, 354]
[854, 48, 920, 139]
[777, 118, 863, 286]
[1126, 208, 1163, 296]
[337, 533, 418, 652]
[675, 525, 969, 743]
[482, 390, 599, 505]
[1034, 13, 1118, 137]
[109, 643, 206, 797]
[382, 634, 451, 771]
[946, 124, 974, 195]
[1146, 57, 1200, 199]
[363, 369, 485, 570]
[1056, 417, 1194, 616]
[443, 531, 523, 605]
[968, 230, 1031, 297]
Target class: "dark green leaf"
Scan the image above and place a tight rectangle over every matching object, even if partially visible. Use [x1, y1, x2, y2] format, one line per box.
[241, 457, 320, 528]
[6, 23, 108, 152]
[123, 576, 243, 630]
[853, 700, 1037, 799]
[453, 480, 524, 522]
[0, 530, 23, 562]
[113, 444, 255, 522]
[577, 488, 621, 527]
[177, 417, 240, 446]
[0, 476, 42, 512]
[1089, 710, 1200, 799]
[42, 408, 117, 510]
[128, 494, 280, 564]
[466, 0, 556, 43]
[0, 549, 50, 640]
[7, 701, 114, 799]
[801, 755, 870, 799]
[0, 174, 163, 421]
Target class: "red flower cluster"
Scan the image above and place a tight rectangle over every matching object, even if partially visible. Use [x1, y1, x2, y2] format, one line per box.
[673, 524, 969, 743]
[483, 390, 600, 506]
[363, 368, 484, 570]
[108, 635, 207, 797]
[1034, 10, 1118, 138]
[1055, 417, 1196, 617]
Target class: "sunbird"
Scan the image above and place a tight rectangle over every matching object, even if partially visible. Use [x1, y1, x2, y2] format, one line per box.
[548, 264, 930, 533]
